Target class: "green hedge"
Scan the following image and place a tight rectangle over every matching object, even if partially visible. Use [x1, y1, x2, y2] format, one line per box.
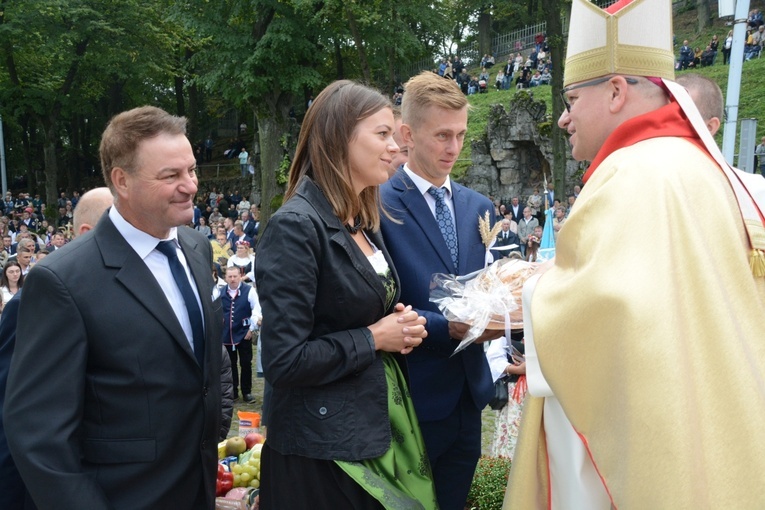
[466, 456, 513, 510]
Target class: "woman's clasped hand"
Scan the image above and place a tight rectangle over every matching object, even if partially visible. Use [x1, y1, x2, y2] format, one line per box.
[368, 303, 427, 354]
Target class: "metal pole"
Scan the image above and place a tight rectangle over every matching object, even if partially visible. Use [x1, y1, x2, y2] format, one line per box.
[721, 0, 751, 164]
[0, 115, 7, 196]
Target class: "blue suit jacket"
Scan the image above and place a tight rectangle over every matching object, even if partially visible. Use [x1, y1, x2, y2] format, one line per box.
[380, 170, 494, 422]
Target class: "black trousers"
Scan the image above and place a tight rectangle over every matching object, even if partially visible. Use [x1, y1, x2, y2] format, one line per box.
[225, 340, 252, 395]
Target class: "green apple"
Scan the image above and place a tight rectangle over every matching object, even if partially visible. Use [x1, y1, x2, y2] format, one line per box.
[225, 437, 247, 456]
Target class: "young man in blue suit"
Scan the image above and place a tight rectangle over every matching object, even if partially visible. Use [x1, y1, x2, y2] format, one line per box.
[380, 72, 501, 510]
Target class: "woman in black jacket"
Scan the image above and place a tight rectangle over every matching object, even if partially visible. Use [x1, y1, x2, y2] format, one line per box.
[256, 81, 437, 509]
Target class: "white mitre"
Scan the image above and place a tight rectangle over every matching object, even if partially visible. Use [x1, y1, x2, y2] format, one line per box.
[564, 0, 675, 87]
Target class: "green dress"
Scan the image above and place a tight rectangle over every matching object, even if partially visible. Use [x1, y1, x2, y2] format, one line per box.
[336, 260, 439, 510]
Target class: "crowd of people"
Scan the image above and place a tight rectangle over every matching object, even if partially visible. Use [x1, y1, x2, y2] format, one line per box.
[435, 33, 554, 96]
[0, 190, 97, 312]
[677, 12, 765, 70]
[0, 184, 261, 313]
[3, 0, 765, 506]
[488, 183, 580, 263]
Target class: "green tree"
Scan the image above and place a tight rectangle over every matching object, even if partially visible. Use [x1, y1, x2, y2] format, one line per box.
[541, 0, 566, 198]
[183, 0, 323, 226]
[314, 0, 445, 88]
[697, 0, 711, 31]
[0, 0, 178, 204]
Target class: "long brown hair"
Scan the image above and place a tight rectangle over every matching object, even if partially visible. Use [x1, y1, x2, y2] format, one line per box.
[1, 260, 24, 291]
[286, 81, 391, 231]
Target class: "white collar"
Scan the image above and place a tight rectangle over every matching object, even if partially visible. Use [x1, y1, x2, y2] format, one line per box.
[109, 206, 178, 260]
[403, 164, 453, 198]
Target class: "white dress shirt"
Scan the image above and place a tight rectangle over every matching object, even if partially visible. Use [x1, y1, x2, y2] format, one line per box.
[212, 283, 262, 332]
[109, 207, 204, 353]
[404, 164, 456, 225]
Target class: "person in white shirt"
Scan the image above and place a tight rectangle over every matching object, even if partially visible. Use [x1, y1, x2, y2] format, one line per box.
[227, 240, 256, 282]
[215, 265, 261, 403]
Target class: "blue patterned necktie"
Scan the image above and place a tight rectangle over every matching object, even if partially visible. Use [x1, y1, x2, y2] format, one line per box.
[156, 240, 205, 366]
[427, 186, 458, 269]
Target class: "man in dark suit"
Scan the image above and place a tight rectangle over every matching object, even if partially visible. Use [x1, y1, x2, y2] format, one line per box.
[2, 234, 14, 256]
[47, 232, 67, 251]
[545, 181, 555, 211]
[224, 216, 236, 246]
[380, 72, 500, 510]
[492, 218, 521, 259]
[230, 220, 254, 246]
[509, 196, 523, 224]
[4, 106, 222, 510]
[240, 210, 257, 239]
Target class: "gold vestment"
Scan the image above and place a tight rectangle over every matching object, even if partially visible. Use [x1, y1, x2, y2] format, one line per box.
[506, 137, 765, 509]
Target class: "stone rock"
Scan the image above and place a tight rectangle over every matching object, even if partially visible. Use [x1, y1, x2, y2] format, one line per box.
[464, 93, 579, 204]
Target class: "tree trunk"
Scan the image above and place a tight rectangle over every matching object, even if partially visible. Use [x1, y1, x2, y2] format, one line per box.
[185, 48, 199, 142]
[19, 115, 35, 194]
[249, 107, 259, 203]
[388, 6, 398, 90]
[334, 38, 345, 79]
[697, 0, 711, 31]
[256, 93, 291, 228]
[528, 0, 539, 16]
[542, 0, 566, 199]
[346, 7, 371, 83]
[68, 116, 80, 191]
[478, 9, 492, 57]
[108, 77, 125, 117]
[81, 113, 92, 185]
[40, 117, 60, 209]
[187, 85, 199, 142]
[174, 76, 186, 117]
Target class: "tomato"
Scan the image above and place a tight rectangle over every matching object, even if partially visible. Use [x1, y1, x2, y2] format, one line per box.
[220, 471, 234, 493]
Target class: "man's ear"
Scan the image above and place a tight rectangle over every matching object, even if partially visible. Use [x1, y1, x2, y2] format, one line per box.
[400, 124, 414, 147]
[707, 117, 721, 137]
[111, 167, 130, 201]
[608, 76, 630, 113]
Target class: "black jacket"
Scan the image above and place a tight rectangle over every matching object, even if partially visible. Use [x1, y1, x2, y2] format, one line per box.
[256, 177, 403, 461]
[220, 344, 234, 440]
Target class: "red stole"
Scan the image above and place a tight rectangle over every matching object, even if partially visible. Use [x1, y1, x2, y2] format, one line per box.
[583, 102, 707, 184]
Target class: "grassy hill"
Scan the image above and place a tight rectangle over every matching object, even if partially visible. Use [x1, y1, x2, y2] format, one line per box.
[456, 5, 765, 179]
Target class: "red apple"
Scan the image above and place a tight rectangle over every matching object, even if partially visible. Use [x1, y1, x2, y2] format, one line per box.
[243, 432, 265, 449]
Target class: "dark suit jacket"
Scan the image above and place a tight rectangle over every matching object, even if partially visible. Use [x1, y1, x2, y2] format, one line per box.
[545, 191, 554, 209]
[380, 170, 494, 422]
[510, 204, 522, 224]
[256, 176, 404, 461]
[4, 213, 222, 510]
[232, 233, 254, 248]
[492, 230, 521, 259]
[241, 220, 257, 239]
[0, 291, 36, 510]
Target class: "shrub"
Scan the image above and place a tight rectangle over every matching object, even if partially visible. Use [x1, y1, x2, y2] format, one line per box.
[466, 456, 513, 510]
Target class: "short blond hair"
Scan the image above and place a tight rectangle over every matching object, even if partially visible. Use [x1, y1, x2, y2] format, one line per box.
[402, 72, 468, 129]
